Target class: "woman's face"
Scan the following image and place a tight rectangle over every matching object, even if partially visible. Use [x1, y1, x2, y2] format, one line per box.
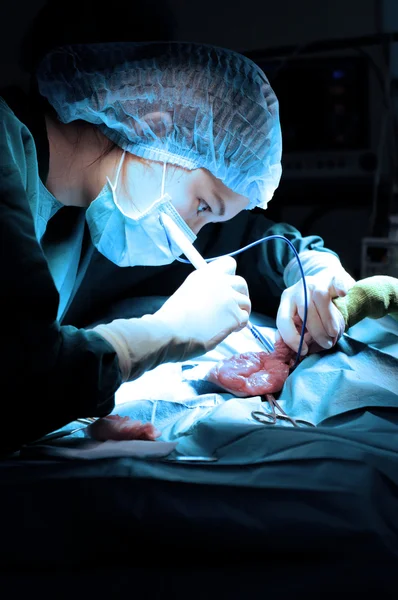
[119, 155, 250, 235]
[165, 166, 250, 234]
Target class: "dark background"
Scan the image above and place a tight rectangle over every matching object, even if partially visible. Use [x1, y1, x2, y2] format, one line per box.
[1, 0, 398, 279]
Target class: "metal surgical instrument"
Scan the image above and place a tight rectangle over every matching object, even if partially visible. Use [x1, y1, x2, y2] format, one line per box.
[251, 394, 316, 428]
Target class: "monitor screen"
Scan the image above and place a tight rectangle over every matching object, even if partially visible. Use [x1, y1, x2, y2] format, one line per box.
[254, 56, 369, 152]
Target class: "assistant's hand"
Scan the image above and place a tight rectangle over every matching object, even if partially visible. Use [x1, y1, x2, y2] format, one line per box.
[276, 269, 355, 355]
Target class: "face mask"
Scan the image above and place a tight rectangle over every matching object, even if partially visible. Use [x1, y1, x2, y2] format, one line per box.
[85, 152, 197, 267]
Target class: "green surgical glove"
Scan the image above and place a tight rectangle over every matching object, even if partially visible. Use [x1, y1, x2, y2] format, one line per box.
[333, 275, 398, 330]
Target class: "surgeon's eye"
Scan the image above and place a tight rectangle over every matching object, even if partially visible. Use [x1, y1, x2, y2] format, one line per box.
[197, 198, 211, 215]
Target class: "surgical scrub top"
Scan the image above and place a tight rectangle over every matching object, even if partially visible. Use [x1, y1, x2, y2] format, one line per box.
[0, 88, 122, 453]
[0, 86, 337, 453]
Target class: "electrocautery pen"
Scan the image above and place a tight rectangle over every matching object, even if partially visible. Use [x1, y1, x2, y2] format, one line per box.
[161, 213, 273, 352]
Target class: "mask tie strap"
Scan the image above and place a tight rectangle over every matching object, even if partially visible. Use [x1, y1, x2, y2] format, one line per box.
[160, 162, 175, 253]
[161, 162, 167, 197]
[107, 150, 126, 194]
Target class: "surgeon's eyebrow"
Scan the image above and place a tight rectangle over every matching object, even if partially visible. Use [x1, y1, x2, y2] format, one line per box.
[213, 191, 226, 217]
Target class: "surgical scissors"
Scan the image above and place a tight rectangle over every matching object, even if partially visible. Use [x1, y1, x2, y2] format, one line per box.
[251, 394, 315, 428]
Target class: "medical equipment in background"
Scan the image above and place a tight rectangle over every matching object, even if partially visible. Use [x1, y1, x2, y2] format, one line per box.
[253, 54, 373, 183]
[245, 32, 398, 279]
[361, 213, 398, 278]
[161, 212, 308, 369]
[245, 33, 396, 190]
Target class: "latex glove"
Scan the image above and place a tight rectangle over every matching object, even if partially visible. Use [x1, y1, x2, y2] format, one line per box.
[154, 255, 251, 347]
[93, 256, 251, 381]
[276, 268, 355, 355]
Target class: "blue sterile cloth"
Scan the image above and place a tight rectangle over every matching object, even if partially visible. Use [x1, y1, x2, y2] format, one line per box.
[31, 312, 398, 464]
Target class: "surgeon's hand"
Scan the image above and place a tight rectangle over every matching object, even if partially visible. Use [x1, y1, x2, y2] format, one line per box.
[153, 255, 251, 353]
[92, 256, 251, 382]
[276, 269, 355, 355]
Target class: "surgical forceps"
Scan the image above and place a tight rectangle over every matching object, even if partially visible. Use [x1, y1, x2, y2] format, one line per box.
[246, 322, 274, 352]
[251, 394, 315, 428]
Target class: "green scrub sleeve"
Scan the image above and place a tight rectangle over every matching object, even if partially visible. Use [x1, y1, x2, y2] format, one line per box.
[333, 276, 398, 329]
[0, 133, 122, 454]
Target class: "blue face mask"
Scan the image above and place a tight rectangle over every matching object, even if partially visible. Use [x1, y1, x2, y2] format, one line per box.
[85, 153, 197, 267]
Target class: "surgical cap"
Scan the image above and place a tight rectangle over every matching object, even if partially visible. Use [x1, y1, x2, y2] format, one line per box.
[36, 42, 282, 209]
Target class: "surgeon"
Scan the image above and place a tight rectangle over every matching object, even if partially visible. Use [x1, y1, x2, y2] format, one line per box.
[0, 41, 354, 453]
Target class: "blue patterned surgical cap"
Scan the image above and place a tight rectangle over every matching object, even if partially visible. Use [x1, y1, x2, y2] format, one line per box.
[36, 42, 282, 209]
